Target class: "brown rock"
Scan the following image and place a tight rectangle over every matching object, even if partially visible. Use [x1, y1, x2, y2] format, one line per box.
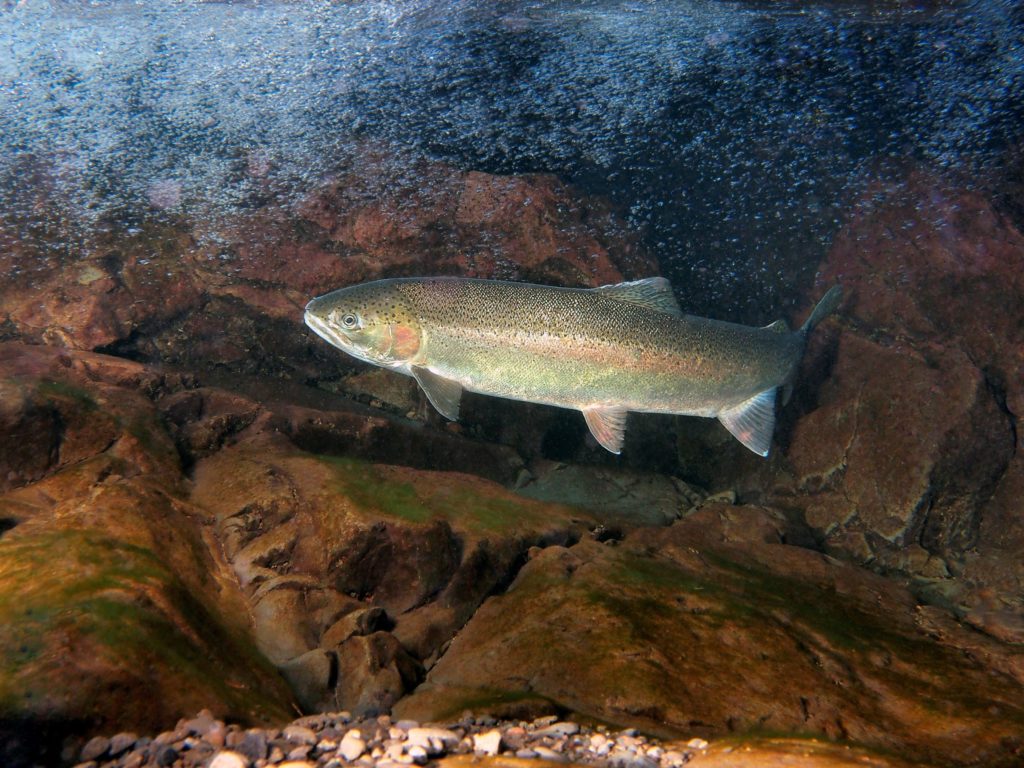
[161, 388, 264, 463]
[676, 738, 927, 768]
[251, 587, 320, 664]
[0, 226, 203, 351]
[192, 434, 594, 670]
[783, 333, 1011, 560]
[516, 462, 705, 527]
[0, 378, 61, 492]
[321, 607, 388, 649]
[279, 650, 337, 714]
[2, 149, 654, 393]
[771, 167, 1024, 635]
[0, 345, 295, 757]
[396, 508, 1024, 766]
[334, 632, 423, 716]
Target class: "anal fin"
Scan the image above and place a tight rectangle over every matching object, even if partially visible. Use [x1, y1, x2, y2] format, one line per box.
[582, 406, 628, 454]
[411, 366, 463, 421]
[718, 388, 777, 457]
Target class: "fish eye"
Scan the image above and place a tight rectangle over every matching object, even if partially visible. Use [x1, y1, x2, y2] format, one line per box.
[341, 313, 359, 329]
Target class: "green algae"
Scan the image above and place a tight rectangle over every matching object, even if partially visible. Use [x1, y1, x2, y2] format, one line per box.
[313, 453, 579, 534]
[124, 413, 182, 467]
[34, 379, 99, 412]
[318, 455, 428, 522]
[0, 528, 293, 724]
[631, 548, 1024, 725]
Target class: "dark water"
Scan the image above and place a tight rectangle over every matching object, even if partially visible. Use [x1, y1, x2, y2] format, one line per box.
[1, 0, 1021, 317]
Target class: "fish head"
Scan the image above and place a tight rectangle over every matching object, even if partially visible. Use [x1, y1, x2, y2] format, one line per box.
[304, 280, 422, 369]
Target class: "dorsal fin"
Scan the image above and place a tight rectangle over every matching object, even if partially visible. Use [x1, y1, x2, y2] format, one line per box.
[595, 277, 682, 316]
[763, 319, 790, 334]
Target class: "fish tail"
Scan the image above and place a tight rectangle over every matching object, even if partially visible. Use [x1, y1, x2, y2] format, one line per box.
[799, 285, 842, 339]
[778, 284, 842, 408]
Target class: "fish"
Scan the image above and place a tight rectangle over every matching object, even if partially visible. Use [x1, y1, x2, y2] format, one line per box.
[304, 277, 841, 456]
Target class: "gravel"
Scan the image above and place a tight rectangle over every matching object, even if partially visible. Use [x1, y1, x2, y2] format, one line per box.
[74, 710, 710, 768]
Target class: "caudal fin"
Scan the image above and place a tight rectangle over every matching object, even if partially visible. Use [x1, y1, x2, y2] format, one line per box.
[799, 285, 842, 338]
[727, 286, 841, 457]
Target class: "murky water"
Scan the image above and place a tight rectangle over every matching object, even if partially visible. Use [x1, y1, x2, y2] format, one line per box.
[1, 0, 1021, 316]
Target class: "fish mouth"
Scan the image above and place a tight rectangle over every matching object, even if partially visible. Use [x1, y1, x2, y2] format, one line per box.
[304, 306, 347, 351]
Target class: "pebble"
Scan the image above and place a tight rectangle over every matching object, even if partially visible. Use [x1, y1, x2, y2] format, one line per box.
[284, 724, 318, 745]
[339, 730, 366, 761]
[108, 732, 137, 757]
[182, 710, 216, 736]
[234, 730, 268, 761]
[404, 727, 459, 756]
[473, 729, 502, 756]
[535, 721, 580, 738]
[407, 745, 429, 764]
[75, 709, 715, 768]
[209, 751, 249, 768]
[288, 745, 313, 760]
[535, 745, 569, 762]
[80, 736, 110, 762]
[153, 744, 178, 767]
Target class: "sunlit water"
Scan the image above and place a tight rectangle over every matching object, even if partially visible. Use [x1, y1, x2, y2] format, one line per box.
[1, 0, 1021, 316]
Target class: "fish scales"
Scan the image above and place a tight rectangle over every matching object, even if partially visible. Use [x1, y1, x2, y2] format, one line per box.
[304, 277, 841, 456]
[410, 282, 789, 411]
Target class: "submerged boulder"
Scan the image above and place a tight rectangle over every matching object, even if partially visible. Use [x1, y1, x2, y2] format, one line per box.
[0, 152, 655, 381]
[190, 423, 597, 710]
[771, 168, 1024, 639]
[397, 505, 1024, 766]
[0, 344, 294, 762]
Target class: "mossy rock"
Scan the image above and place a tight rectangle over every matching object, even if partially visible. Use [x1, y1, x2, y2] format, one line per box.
[400, 512, 1024, 767]
[312, 454, 588, 536]
[0, 528, 293, 734]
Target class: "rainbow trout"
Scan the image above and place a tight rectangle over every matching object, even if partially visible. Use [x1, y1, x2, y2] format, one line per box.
[304, 277, 841, 456]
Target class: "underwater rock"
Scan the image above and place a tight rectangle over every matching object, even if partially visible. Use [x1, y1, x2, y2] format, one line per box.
[289, 153, 654, 288]
[0, 344, 294, 761]
[0, 153, 653, 384]
[334, 632, 423, 717]
[516, 461, 706, 527]
[777, 168, 1024, 636]
[3, 339, 1024, 767]
[279, 650, 337, 714]
[0, 225, 204, 351]
[784, 332, 1009, 559]
[191, 431, 595, 672]
[0, 377, 61, 492]
[395, 505, 1024, 766]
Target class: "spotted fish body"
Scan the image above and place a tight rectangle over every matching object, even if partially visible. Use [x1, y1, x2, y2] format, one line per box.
[304, 277, 841, 456]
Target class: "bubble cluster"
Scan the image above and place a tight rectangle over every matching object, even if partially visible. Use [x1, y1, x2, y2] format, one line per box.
[1, 0, 1020, 314]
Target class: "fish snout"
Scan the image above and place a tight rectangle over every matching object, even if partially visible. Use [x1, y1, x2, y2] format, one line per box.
[304, 295, 325, 315]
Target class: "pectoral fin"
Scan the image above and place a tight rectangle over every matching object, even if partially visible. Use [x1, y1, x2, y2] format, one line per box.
[718, 388, 777, 457]
[412, 367, 463, 421]
[582, 406, 629, 454]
